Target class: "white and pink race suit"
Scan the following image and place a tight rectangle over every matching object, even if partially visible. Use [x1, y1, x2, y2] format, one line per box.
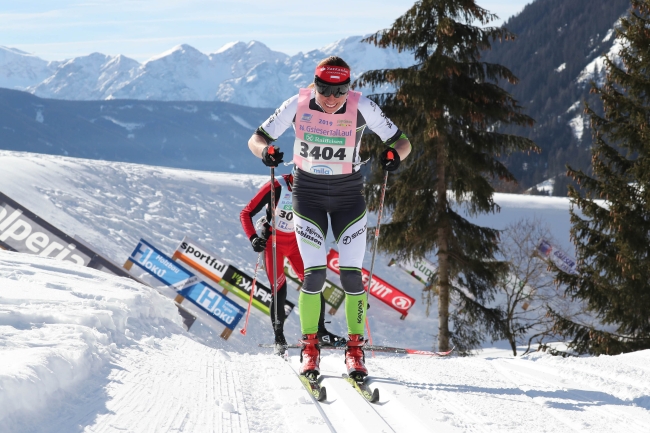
[255, 88, 405, 297]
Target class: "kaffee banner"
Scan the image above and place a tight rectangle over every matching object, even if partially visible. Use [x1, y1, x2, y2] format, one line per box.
[128, 238, 245, 336]
[326, 249, 415, 318]
[172, 237, 295, 317]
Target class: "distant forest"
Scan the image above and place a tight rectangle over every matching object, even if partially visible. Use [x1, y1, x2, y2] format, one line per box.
[481, 0, 630, 195]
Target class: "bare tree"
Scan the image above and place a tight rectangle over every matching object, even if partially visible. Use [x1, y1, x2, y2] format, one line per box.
[498, 217, 578, 355]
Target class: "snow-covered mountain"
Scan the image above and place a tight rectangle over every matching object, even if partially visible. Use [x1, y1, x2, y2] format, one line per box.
[0, 46, 59, 90]
[2, 37, 413, 108]
[1, 150, 649, 432]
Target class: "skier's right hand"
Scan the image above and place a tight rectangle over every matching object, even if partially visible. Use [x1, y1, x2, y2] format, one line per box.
[250, 234, 267, 252]
[380, 147, 401, 171]
[262, 145, 284, 167]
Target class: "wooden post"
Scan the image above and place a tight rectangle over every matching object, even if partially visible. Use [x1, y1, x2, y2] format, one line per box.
[123, 259, 134, 271]
[174, 294, 185, 304]
[220, 328, 233, 340]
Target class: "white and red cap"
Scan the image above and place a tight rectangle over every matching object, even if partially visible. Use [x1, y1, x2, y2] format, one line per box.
[315, 65, 350, 84]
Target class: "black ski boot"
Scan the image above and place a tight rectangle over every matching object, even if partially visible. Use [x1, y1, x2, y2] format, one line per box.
[317, 328, 346, 347]
[273, 332, 288, 357]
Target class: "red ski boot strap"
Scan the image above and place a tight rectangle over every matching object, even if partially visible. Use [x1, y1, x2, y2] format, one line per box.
[347, 339, 366, 347]
[300, 334, 319, 345]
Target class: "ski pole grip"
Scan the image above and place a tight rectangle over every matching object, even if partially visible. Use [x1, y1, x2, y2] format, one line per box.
[268, 145, 275, 155]
[387, 150, 394, 160]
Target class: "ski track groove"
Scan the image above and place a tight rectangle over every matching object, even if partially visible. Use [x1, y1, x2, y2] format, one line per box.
[317, 372, 393, 433]
[369, 360, 485, 433]
[490, 358, 650, 433]
[489, 359, 583, 433]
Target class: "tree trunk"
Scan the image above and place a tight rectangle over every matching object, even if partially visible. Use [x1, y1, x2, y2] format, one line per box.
[436, 138, 451, 352]
[509, 337, 517, 357]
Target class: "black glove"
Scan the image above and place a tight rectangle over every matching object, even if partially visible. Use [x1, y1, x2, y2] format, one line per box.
[250, 234, 267, 252]
[262, 145, 284, 167]
[380, 148, 401, 171]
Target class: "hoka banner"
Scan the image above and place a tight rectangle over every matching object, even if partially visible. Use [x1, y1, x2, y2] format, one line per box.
[536, 239, 578, 275]
[129, 239, 244, 330]
[326, 249, 415, 318]
[388, 257, 436, 287]
[172, 237, 294, 317]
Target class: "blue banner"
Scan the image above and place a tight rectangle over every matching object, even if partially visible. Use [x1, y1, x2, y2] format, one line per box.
[129, 239, 245, 330]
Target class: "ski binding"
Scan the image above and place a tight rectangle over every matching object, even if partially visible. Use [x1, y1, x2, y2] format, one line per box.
[299, 372, 327, 402]
[343, 373, 379, 403]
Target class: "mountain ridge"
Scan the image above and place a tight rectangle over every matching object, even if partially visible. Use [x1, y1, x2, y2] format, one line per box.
[0, 37, 413, 108]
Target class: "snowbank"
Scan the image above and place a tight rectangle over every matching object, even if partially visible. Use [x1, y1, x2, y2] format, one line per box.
[0, 250, 183, 432]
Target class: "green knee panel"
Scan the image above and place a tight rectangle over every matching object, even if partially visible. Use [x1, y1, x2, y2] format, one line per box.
[345, 293, 367, 335]
[299, 291, 321, 335]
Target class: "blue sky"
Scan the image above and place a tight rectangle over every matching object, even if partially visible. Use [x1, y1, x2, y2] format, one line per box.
[0, 1, 532, 62]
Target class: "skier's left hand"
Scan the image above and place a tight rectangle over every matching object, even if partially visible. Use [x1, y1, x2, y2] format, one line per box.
[380, 148, 400, 171]
[250, 234, 267, 252]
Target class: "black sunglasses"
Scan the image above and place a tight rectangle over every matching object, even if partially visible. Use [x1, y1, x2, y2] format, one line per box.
[314, 77, 350, 97]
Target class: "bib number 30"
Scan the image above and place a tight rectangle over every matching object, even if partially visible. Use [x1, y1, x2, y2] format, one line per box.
[300, 142, 347, 161]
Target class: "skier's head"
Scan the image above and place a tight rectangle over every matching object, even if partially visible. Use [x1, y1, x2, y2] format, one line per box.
[312, 56, 350, 114]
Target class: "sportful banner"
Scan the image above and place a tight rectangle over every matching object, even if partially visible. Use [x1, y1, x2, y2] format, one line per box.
[388, 257, 436, 287]
[0, 192, 144, 281]
[536, 238, 578, 275]
[326, 249, 415, 318]
[172, 237, 295, 317]
[284, 260, 345, 313]
[129, 239, 245, 334]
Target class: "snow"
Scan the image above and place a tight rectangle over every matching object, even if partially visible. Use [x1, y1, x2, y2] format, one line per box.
[577, 35, 624, 87]
[102, 116, 144, 131]
[569, 113, 585, 141]
[0, 150, 648, 431]
[554, 63, 566, 72]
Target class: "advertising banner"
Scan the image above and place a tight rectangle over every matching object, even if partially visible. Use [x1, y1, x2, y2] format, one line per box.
[388, 257, 436, 287]
[220, 264, 295, 317]
[326, 249, 415, 318]
[172, 237, 295, 317]
[284, 260, 344, 312]
[129, 239, 245, 331]
[0, 192, 142, 282]
[536, 239, 578, 275]
[172, 237, 229, 283]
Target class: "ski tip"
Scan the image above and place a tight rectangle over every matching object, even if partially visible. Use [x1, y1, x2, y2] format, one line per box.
[318, 387, 327, 401]
[370, 388, 379, 403]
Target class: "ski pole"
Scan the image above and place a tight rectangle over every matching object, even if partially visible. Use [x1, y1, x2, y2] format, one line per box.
[240, 252, 262, 336]
[269, 162, 279, 333]
[365, 163, 391, 352]
[367, 169, 389, 298]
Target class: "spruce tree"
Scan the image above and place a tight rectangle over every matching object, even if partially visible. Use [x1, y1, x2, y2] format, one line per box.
[356, 0, 537, 352]
[552, 0, 650, 355]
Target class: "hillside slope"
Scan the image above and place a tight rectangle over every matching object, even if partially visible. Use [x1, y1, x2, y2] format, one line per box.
[0, 89, 292, 175]
[482, 0, 629, 192]
[0, 151, 648, 432]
